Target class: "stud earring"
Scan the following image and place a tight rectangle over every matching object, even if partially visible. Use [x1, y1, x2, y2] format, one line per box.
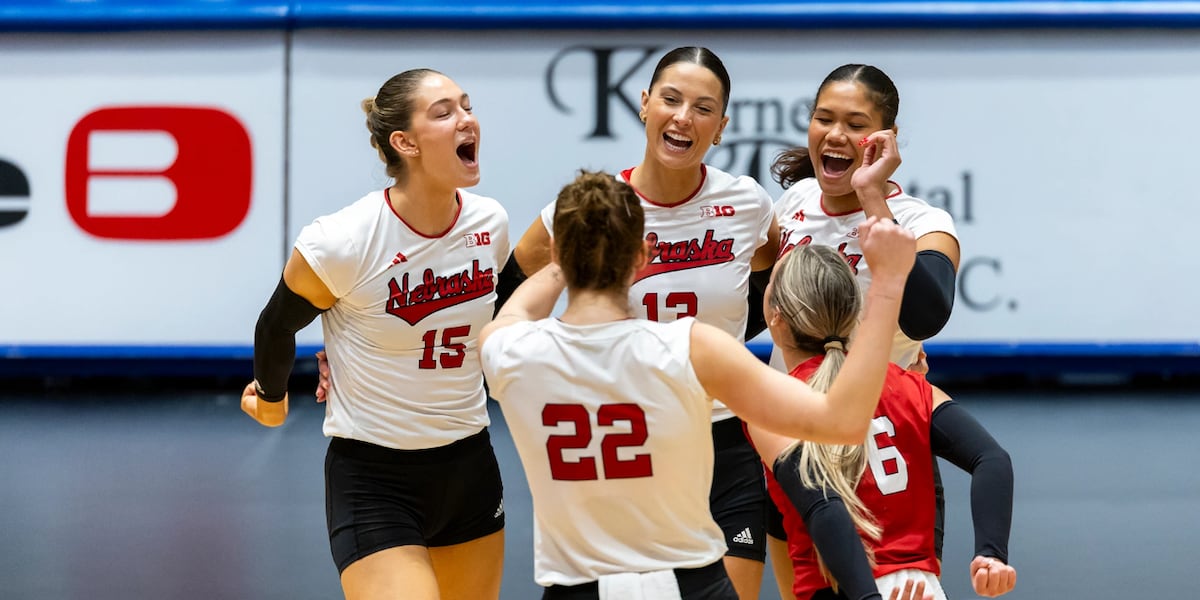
[713, 135, 722, 146]
[639, 112, 647, 123]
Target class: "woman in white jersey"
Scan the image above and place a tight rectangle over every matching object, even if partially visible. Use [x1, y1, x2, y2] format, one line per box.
[507, 46, 781, 599]
[480, 168, 916, 599]
[764, 64, 961, 597]
[239, 69, 508, 600]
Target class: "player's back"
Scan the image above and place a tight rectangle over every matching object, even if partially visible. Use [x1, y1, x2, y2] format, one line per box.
[482, 317, 726, 585]
[858, 363, 940, 576]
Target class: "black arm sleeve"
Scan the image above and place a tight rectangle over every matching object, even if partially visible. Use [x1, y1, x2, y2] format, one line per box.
[744, 268, 771, 340]
[773, 452, 882, 600]
[494, 251, 528, 316]
[253, 277, 325, 401]
[932, 457, 946, 562]
[897, 249, 956, 341]
[930, 400, 1014, 563]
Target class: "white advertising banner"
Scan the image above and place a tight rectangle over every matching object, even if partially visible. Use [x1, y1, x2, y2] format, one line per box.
[0, 32, 286, 351]
[289, 29, 1199, 348]
[2, 28, 1194, 355]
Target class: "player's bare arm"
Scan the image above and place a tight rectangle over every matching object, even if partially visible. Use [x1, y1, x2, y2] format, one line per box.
[512, 217, 553, 275]
[479, 263, 564, 347]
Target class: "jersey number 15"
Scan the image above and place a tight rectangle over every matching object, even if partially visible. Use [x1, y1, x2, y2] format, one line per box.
[418, 326, 470, 369]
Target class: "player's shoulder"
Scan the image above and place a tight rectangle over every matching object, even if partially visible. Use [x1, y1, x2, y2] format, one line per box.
[776, 178, 821, 206]
[704, 164, 767, 193]
[490, 318, 540, 342]
[887, 185, 950, 219]
[610, 318, 697, 363]
[609, 317, 694, 345]
[483, 319, 544, 359]
[326, 189, 386, 221]
[458, 188, 508, 220]
[657, 316, 698, 339]
[881, 363, 933, 411]
[700, 165, 772, 212]
[888, 186, 957, 239]
[302, 189, 385, 241]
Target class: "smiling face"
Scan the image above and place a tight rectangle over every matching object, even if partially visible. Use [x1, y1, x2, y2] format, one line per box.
[390, 73, 481, 189]
[808, 80, 889, 199]
[639, 62, 729, 172]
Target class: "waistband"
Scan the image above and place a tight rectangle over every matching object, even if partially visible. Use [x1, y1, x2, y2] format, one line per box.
[543, 560, 726, 597]
[328, 428, 490, 465]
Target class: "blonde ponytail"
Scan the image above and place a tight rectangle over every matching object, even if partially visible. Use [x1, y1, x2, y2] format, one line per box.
[768, 245, 881, 584]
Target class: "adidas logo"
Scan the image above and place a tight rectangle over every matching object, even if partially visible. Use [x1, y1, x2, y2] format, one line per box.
[732, 527, 754, 545]
[494, 500, 504, 519]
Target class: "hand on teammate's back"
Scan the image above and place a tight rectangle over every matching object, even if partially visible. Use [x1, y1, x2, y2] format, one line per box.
[315, 350, 330, 403]
[889, 578, 933, 600]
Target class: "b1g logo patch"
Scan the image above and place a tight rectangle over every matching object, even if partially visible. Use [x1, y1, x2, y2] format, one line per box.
[464, 231, 491, 247]
[700, 205, 735, 218]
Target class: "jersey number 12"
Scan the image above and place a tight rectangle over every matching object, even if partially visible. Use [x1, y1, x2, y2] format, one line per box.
[642, 291, 698, 321]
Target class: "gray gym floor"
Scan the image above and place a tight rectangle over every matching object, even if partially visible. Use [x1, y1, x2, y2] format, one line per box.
[2, 379, 1197, 599]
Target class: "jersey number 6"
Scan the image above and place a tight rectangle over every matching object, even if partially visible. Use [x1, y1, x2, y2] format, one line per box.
[865, 415, 909, 495]
[543, 403, 653, 481]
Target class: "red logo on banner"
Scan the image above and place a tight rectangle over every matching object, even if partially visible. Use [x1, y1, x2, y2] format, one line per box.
[65, 106, 252, 240]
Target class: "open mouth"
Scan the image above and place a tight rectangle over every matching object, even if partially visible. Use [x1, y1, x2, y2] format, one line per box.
[821, 152, 853, 177]
[456, 141, 478, 167]
[663, 132, 693, 152]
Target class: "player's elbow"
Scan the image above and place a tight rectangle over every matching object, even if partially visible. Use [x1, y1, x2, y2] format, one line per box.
[984, 445, 1013, 476]
[825, 418, 870, 445]
[898, 295, 954, 341]
[898, 249, 956, 341]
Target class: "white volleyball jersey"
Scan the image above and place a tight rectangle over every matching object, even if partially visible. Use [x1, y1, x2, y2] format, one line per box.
[772, 178, 956, 368]
[482, 317, 726, 586]
[540, 165, 773, 422]
[296, 188, 509, 450]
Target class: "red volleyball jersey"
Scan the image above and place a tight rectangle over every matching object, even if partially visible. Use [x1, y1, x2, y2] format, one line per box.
[765, 357, 939, 600]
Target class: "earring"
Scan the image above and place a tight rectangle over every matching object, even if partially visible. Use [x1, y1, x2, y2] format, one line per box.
[639, 112, 647, 123]
[713, 135, 722, 146]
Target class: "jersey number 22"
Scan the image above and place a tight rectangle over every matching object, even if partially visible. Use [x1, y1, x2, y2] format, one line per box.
[543, 403, 653, 481]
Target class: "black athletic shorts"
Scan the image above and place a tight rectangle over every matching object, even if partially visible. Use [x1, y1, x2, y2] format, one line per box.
[324, 428, 505, 573]
[765, 494, 787, 540]
[811, 587, 852, 600]
[542, 560, 738, 600]
[709, 417, 768, 562]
